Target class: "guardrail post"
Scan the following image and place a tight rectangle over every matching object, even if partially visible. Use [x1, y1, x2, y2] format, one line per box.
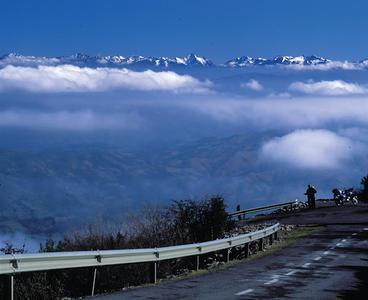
[226, 248, 230, 263]
[269, 234, 273, 245]
[91, 268, 97, 296]
[196, 255, 200, 271]
[11, 275, 14, 300]
[150, 262, 157, 284]
[258, 238, 264, 251]
[245, 243, 250, 258]
[274, 231, 278, 241]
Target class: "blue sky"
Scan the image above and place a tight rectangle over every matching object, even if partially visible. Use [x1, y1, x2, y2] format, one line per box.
[1, 0, 367, 61]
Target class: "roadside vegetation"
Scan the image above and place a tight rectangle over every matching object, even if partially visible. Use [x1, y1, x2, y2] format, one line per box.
[0, 195, 235, 299]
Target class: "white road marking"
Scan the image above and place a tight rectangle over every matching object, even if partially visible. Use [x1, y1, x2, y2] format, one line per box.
[352, 233, 358, 236]
[237, 232, 353, 297]
[238, 279, 266, 283]
[285, 270, 298, 276]
[264, 278, 279, 285]
[235, 289, 254, 296]
[363, 228, 368, 231]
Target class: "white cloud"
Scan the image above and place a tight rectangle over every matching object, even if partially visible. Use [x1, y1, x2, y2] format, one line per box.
[0, 110, 142, 130]
[184, 96, 368, 128]
[261, 129, 361, 169]
[0, 65, 212, 93]
[284, 61, 362, 71]
[241, 79, 263, 91]
[289, 80, 368, 95]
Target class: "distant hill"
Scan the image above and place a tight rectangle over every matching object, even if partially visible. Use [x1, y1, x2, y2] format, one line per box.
[0, 134, 260, 235]
[0, 133, 357, 237]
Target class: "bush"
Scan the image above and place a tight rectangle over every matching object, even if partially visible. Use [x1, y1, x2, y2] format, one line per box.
[169, 195, 233, 243]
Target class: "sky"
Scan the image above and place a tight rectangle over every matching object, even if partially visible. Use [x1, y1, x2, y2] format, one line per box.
[1, 0, 368, 62]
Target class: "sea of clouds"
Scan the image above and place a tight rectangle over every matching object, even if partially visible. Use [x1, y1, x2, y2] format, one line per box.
[0, 63, 367, 243]
[0, 64, 367, 175]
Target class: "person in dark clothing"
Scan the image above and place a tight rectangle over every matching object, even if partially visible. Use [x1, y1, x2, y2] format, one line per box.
[305, 185, 317, 209]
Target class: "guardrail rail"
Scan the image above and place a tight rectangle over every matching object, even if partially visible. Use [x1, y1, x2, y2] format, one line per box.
[0, 223, 280, 299]
[229, 201, 297, 219]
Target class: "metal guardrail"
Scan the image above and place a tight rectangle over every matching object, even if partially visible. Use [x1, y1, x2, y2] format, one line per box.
[316, 198, 333, 203]
[0, 223, 279, 274]
[229, 201, 296, 218]
[0, 223, 280, 299]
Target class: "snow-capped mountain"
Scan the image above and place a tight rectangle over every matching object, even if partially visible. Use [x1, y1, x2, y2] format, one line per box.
[225, 55, 330, 67]
[0, 53, 61, 66]
[273, 55, 330, 65]
[225, 56, 269, 67]
[0, 53, 213, 68]
[183, 53, 213, 66]
[0, 53, 367, 70]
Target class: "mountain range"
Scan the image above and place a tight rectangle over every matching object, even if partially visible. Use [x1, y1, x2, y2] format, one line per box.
[1, 53, 368, 69]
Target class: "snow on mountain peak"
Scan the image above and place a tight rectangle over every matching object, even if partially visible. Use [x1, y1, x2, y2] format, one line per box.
[0, 52, 60, 66]
[225, 55, 334, 68]
[0, 53, 366, 70]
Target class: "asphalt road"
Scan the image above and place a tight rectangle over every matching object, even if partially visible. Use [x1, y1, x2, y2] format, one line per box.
[93, 205, 368, 300]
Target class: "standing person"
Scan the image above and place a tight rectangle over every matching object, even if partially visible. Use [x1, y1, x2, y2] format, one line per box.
[305, 185, 317, 209]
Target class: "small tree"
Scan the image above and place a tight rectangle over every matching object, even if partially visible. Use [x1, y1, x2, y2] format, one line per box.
[206, 196, 231, 240]
[169, 195, 233, 243]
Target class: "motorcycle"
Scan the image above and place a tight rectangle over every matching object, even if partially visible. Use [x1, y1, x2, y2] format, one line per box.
[332, 188, 358, 206]
[345, 188, 359, 206]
